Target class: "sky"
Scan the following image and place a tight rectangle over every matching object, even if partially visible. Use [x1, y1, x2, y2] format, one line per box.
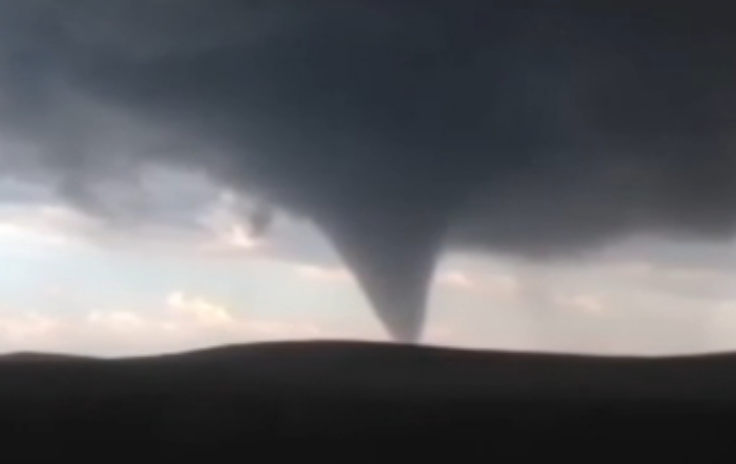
[0, 2, 736, 357]
[2, 169, 736, 357]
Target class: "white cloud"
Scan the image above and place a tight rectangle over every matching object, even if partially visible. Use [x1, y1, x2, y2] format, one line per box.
[0, 204, 98, 247]
[195, 190, 267, 253]
[88, 311, 147, 332]
[166, 291, 235, 327]
[436, 271, 476, 290]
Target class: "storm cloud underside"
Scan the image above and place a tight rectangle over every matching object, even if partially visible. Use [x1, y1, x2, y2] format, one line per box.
[0, 1, 734, 342]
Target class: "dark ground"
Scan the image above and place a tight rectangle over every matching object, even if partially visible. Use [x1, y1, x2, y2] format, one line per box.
[1, 341, 735, 456]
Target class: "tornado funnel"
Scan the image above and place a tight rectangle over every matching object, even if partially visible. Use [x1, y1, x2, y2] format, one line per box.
[318, 207, 445, 344]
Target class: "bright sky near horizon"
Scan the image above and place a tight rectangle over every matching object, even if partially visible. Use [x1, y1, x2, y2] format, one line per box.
[2, 170, 736, 357]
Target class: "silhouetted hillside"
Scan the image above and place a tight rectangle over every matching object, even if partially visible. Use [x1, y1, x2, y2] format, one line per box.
[1, 341, 735, 456]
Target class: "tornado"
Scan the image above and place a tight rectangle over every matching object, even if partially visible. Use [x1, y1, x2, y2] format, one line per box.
[315, 197, 451, 343]
[326, 224, 437, 343]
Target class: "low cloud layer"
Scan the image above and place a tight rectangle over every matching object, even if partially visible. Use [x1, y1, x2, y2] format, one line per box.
[0, 2, 734, 341]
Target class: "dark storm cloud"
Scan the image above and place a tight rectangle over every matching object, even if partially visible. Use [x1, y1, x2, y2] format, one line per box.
[0, 1, 734, 341]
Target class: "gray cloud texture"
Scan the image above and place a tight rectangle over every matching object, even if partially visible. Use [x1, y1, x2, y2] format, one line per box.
[0, 1, 734, 341]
